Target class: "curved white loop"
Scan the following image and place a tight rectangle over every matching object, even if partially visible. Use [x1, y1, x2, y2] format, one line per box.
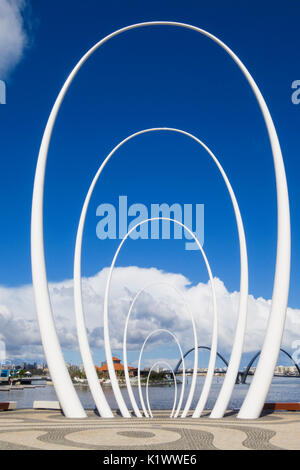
[31, 22, 290, 420]
[74, 127, 246, 418]
[103, 217, 217, 418]
[123, 283, 193, 418]
[136, 328, 185, 418]
[146, 361, 178, 418]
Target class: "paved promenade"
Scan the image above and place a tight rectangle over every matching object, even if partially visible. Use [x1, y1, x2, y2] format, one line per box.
[0, 409, 299, 450]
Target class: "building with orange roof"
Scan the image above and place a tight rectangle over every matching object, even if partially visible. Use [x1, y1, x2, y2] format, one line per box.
[96, 356, 137, 377]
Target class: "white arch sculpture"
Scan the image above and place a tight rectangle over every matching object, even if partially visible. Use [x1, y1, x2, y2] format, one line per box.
[137, 329, 186, 418]
[123, 283, 193, 418]
[103, 217, 218, 418]
[146, 361, 178, 418]
[74, 127, 247, 419]
[31, 22, 290, 419]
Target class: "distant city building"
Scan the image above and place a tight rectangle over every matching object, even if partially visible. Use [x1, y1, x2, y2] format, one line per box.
[274, 365, 298, 375]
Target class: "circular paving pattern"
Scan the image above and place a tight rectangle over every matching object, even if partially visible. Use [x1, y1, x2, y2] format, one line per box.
[0, 409, 298, 450]
[66, 427, 181, 447]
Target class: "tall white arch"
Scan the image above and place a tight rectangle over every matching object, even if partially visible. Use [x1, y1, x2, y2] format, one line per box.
[31, 22, 290, 419]
[103, 217, 218, 418]
[146, 361, 178, 418]
[136, 329, 186, 418]
[74, 127, 247, 419]
[123, 283, 193, 418]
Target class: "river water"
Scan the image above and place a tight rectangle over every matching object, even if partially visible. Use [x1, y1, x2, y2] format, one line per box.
[1, 376, 299, 411]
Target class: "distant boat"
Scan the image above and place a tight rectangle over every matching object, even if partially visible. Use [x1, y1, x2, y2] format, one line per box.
[102, 379, 111, 386]
[73, 377, 88, 384]
[19, 377, 32, 385]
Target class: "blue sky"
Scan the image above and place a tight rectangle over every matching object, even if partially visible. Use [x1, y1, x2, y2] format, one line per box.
[0, 0, 300, 368]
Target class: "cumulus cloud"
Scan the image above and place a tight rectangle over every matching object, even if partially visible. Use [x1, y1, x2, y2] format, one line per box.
[0, 0, 28, 77]
[0, 266, 299, 366]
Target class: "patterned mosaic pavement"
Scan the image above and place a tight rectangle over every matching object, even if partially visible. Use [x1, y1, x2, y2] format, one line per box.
[0, 409, 299, 450]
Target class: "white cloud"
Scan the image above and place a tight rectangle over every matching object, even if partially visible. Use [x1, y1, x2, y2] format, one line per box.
[0, 266, 299, 366]
[0, 0, 28, 77]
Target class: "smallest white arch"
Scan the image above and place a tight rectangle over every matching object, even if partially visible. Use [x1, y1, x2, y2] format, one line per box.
[146, 360, 178, 418]
[137, 328, 186, 418]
